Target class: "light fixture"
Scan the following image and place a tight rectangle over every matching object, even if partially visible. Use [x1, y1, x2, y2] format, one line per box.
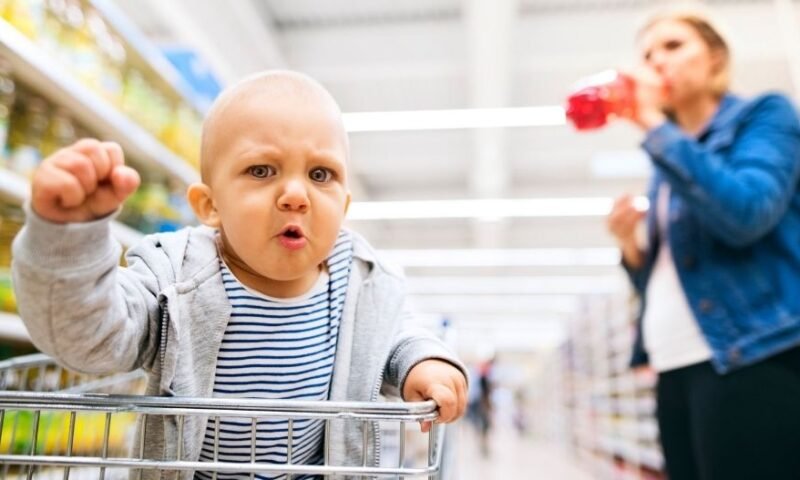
[378, 247, 621, 267]
[342, 106, 566, 132]
[406, 295, 580, 314]
[406, 275, 625, 294]
[347, 197, 616, 220]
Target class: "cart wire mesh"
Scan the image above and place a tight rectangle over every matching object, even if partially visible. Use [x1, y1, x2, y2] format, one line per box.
[0, 354, 445, 479]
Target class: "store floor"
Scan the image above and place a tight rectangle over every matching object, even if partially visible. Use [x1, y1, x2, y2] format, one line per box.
[451, 423, 594, 480]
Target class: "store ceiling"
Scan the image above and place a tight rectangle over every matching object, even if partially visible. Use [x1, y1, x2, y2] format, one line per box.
[112, 0, 800, 351]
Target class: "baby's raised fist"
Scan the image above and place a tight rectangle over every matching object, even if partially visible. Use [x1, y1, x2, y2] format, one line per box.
[31, 139, 140, 224]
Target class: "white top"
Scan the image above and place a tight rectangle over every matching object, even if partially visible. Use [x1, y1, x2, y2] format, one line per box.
[642, 184, 712, 372]
[196, 232, 353, 480]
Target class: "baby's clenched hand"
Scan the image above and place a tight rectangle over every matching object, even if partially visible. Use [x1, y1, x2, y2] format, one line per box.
[402, 359, 468, 432]
[31, 139, 140, 224]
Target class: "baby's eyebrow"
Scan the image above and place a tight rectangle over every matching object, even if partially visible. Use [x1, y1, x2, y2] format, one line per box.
[309, 149, 346, 165]
[235, 146, 284, 162]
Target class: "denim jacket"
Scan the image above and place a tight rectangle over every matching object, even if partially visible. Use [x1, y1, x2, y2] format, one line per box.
[626, 92, 800, 374]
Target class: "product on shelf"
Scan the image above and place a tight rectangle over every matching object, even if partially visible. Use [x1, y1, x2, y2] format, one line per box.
[40, 106, 76, 156]
[2, 0, 46, 40]
[0, 57, 16, 161]
[0, 269, 14, 312]
[0, 204, 24, 269]
[70, 2, 126, 106]
[38, 0, 66, 55]
[97, 32, 126, 106]
[0, 410, 137, 455]
[121, 66, 170, 139]
[2, 85, 81, 174]
[118, 181, 183, 234]
[161, 103, 201, 167]
[8, 91, 48, 178]
[60, 0, 101, 91]
[0, 204, 22, 313]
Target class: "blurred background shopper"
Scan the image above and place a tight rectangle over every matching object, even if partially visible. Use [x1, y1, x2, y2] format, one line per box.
[607, 10, 800, 480]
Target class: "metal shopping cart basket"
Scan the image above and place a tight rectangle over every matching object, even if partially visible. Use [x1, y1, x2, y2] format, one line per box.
[0, 354, 445, 479]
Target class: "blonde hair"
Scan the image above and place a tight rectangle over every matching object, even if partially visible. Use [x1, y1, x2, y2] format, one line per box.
[639, 10, 731, 97]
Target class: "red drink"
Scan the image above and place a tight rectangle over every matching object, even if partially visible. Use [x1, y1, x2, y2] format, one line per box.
[566, 70, 636, 130]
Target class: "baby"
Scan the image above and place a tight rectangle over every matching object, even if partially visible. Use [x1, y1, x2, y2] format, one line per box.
[12, 71, 467, 479]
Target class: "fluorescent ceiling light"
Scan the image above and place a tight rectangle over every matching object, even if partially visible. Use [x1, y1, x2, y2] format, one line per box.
[378, 248, 621, 267]
[406, 275, 625, 295]
[343, 106, 566, 132]
[348, 197, 614, 220]
[348, 196, 650, 220]
[406, 295, 580, 314]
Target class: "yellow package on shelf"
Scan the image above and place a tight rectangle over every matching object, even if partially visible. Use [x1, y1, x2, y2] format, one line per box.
[0, 410, 137, 455]
[0, 269, 15, 313]
[2, 0, 45, 40]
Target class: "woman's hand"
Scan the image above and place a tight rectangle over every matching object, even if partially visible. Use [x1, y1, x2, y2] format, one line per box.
[608, 194, 648, 268]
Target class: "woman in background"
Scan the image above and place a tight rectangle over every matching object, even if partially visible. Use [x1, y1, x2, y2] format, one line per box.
[608, 10, 800, 480]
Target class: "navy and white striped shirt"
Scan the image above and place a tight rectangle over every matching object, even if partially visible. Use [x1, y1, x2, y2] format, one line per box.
[196, 232, 353, 480]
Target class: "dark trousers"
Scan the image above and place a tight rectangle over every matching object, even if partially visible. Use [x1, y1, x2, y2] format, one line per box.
[656, 347, 800, 480]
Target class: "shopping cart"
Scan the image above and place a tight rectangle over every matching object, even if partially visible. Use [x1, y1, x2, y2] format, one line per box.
[0, 354, 445, 479]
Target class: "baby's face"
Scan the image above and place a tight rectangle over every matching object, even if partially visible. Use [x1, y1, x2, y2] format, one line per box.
[207, 91, 350, 287]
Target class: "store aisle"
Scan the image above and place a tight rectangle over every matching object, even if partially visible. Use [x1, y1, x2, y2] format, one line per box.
[451, 423, 594, 480]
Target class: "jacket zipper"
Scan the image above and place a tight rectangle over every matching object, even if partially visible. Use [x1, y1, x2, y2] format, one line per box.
[361, 276, 385, 471]
[158, 297, 169, 380]
[370, 361, 385, 470]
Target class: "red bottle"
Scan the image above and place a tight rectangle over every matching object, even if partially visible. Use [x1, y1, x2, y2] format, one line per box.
[565, 70, 636, 131]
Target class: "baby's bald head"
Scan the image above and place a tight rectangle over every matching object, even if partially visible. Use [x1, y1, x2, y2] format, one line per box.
[200, 70, 348, 184]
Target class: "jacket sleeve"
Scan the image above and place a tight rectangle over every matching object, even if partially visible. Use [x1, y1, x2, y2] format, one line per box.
[643, 94, 800, 248]
[622, 256, 649, 295]
[383, 311, 469, 399]
[11, 207, 169, 374]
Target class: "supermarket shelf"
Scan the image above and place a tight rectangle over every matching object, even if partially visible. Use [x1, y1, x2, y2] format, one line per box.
[89, 0, 208, 114]
[595, 435, 664, 471]
[0, 167, 28, 203]
[565, 297, 666, 479]
[639, 445, 665, 471]
[0, 311, 30, 344]
[0, 19, 200, 186]
[0, 169, 144, 247]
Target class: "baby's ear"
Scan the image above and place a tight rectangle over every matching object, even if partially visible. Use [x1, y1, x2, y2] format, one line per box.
[343, 190, 352, 216]
[187, 183, 221, 228]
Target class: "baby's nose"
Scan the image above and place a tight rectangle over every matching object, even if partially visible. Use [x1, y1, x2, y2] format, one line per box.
[278, 181, 309, 211]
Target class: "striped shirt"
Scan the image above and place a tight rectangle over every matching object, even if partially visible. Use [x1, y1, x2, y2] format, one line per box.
[195, 232, 353, 480]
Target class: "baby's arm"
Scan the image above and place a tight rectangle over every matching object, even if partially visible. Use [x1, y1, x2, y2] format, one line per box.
[12, 139, 162, 374]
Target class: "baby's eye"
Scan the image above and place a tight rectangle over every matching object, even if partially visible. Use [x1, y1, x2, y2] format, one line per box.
[309, 167, 332, 183]
[248, 165, 275, 178]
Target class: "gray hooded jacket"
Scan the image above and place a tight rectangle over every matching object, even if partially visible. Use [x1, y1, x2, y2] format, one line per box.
[11, 210, 465, 479]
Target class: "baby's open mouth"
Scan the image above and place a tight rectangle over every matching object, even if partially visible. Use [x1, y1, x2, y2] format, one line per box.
[277, 225, 307, 250]
[280, 226, 304, 239]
